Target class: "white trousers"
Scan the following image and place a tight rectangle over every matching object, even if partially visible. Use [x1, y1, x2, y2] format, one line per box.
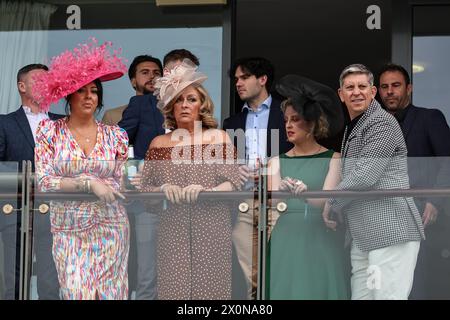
[351, 241, 420, 300]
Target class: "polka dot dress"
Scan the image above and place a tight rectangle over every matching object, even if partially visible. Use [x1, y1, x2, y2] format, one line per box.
[142, 143, 240, 300]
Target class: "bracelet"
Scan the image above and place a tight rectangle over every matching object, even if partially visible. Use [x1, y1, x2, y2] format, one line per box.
[83, 178, 88, 193]
[77, 178, 91, 193]
[86, 179, 91, 193]
[75, 178, 85, 192]
[160, 183, 170, 192]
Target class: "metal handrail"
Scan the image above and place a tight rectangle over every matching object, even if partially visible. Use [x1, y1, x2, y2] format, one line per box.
[1, 170, 449, 200]
[0, 188, 449, 201]
[4, 158, 449, 300]
[29, 188, 450, 201]
[3, 188, 449, 215]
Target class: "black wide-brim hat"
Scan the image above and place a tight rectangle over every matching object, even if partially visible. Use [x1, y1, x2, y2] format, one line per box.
[275, 74, 344, 137]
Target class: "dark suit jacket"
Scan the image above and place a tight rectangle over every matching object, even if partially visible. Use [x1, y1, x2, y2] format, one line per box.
[0, 107, 63, 167]
[118, 94, 165, 160]
[0, 107, 63, 228]
[222, 97, 292, 160]
[399, 104, 450, 212]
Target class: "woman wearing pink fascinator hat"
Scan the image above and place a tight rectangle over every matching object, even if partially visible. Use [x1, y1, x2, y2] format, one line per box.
[138, 59, 241, 299]
[34, 38, 130, 300]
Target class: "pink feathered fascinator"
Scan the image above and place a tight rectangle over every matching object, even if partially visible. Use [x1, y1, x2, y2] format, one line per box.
[32, 38, 127, 112]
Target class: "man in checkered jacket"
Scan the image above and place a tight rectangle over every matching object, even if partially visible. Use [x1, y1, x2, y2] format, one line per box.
[325, 64, 425, 300]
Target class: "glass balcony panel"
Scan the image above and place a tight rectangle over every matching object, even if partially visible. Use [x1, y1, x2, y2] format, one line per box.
[0, 161, 20, 300]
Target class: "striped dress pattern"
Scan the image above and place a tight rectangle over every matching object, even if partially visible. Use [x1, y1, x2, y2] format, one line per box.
[35, 118, 129, 300]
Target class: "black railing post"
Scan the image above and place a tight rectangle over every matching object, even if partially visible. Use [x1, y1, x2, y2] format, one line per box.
[256, 164, 268, 300]
[18, 160, 33, 300]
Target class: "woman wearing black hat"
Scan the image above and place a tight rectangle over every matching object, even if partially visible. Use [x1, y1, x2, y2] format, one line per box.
[266, 75, 350, 299]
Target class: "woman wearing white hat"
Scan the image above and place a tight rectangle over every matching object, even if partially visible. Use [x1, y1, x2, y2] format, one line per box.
[140, 59, 240, 299]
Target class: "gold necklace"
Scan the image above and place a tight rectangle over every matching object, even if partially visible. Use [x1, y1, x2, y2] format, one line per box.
[68, 122, 97, 143]
[292, 144, 322, 157]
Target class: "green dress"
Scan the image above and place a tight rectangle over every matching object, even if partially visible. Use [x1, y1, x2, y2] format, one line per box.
[267, 150, 350, 300]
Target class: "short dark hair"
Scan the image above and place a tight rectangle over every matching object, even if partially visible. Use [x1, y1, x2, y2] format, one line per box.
[163, 49, 200, 67]
[17, 64, 48, 83]
[230, 57, 274, 92]
[65, 78, 103, 115]
[128, 55, 163, 80]
[378, 63, 411, 85]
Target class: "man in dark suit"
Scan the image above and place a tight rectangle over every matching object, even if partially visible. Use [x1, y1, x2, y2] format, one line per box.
[222, 57, 291, 299]
[0, 64, 62, 299]
[327, 63, 425, 300]
[102, 55, 163, 126]
[378, 63, 450, 299]
[119, 94, 165, 159]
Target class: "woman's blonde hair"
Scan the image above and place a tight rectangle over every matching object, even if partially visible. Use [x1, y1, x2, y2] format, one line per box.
[161, 84, 218, 130]
[281, 98, 329, 139]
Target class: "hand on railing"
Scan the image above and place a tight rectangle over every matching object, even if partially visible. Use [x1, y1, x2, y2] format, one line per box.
[160, 184, 184, 205]
[182, 184, 205, 204]
[160, 184, 214, 204]
[91, 179, 125, 203]
[280, 177, 308, 196]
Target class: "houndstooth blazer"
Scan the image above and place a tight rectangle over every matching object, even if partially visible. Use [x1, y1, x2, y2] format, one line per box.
[330, 99, 425, 252]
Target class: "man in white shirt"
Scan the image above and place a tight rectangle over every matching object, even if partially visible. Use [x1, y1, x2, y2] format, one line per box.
[0, 64, 62, 299]
[223, 57, 292, 299]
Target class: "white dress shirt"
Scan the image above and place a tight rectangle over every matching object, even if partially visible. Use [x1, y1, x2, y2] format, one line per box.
[22, 106, 49, 142]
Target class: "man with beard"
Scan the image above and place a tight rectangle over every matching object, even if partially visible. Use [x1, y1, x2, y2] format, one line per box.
[102, 55, 162, 125]
[378, 63, 450, 299]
